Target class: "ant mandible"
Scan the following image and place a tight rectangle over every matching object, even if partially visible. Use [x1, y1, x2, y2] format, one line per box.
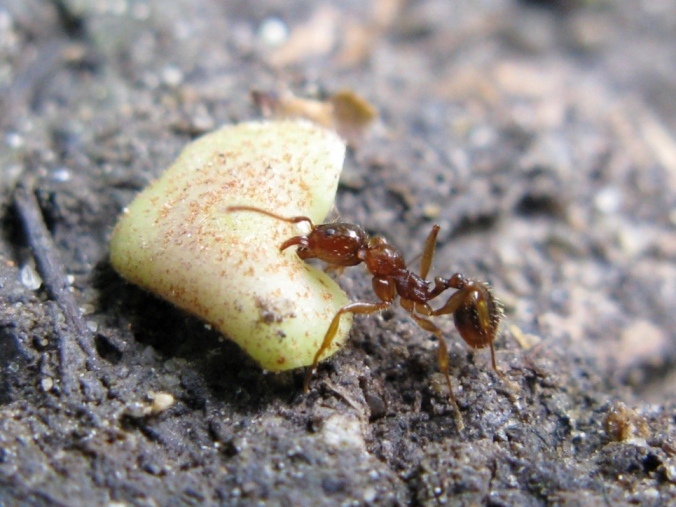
[227, 205, 503, 421]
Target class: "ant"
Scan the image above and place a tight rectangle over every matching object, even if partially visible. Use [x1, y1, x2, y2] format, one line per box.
[227, 205, 503, 423]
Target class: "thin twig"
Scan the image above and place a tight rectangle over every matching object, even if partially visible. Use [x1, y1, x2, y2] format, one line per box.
[13, 182, 100, 397]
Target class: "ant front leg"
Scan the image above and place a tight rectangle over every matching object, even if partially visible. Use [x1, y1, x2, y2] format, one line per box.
[303, 300, 391, 393]
[432, 274, 503, 376]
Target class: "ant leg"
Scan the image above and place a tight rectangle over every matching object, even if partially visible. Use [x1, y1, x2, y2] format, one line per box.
[433, 285, 493, 335]
[432, 285, 468, 316]
[419, 225, 440, 279]
[433, 275, 492, 330]
[407, 310, 464, 430]
[489, 341, 504, 378]
[303, 301, 391, 393]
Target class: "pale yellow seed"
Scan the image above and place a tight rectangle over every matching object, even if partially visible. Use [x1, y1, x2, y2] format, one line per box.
[110, 120, 353, 371]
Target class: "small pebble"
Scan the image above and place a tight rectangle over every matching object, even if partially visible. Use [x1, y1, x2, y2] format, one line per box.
[40, 377, 54, 392]
[258, 17, 289, 47]
[20, 264, 42, 291]
[149, 392, 175, 414]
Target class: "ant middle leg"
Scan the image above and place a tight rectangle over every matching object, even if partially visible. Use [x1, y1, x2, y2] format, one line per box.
[417, 226, 462, 301]
[303, 301, 392, 393]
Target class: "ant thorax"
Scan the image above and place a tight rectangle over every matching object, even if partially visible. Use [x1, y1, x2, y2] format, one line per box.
[393, 270, 435, 304]
[361, 240, 406, 277]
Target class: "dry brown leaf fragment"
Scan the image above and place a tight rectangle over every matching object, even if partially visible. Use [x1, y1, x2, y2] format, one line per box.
[252, 88, 377, 146]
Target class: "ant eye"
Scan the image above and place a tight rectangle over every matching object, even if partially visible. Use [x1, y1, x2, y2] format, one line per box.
[325, 228, 336, 237]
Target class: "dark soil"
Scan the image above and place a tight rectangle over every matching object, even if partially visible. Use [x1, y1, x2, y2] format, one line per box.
[1, 0, 675, 505]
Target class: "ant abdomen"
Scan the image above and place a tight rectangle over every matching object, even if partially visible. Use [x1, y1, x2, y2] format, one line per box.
[453, 282, 501, 350]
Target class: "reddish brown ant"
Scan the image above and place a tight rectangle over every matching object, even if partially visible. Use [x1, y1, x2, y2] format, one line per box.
[227, 205, 503, 421]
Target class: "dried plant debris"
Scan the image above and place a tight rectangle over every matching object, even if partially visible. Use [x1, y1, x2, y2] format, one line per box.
[252, 88, 377, 146]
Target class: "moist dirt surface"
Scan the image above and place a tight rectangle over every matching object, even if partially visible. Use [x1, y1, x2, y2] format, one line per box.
[1, 1, 675, 506]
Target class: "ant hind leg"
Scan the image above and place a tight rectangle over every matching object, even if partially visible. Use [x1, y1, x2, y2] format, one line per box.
[489, 341, 504, 378]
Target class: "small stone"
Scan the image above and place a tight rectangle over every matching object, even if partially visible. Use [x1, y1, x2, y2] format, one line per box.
[320, 413, 366, 451]
[40, 377, 54, 392]
[665, 460, 676, 483]
[20, 264, 42, 291]
[149, 392, 175, 414]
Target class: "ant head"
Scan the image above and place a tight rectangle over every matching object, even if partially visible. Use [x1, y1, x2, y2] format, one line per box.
[285, 224, 369, 267]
